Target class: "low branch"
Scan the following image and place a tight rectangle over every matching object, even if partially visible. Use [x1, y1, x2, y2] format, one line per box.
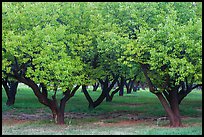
[192, 84, 202, 90]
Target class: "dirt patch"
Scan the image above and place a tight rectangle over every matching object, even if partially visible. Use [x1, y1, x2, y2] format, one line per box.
[2, 109, 152, 127]
[93, 119, 147, 127]
[2, 110, 52, 121]
[64, 112, 97, 119]
[114, 103, 146, 107]
[2, 108, 151, 122]
[2, 108, 201, 128]
[63, 111, 142, 121]
[96, 111, 145, 120]
[2, 118, 30, 125]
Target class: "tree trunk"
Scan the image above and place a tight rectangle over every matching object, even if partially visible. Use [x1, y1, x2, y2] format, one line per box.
[50, 106, 65, 124]
[48, 96, 64, 124]
[129, 80, 134, 93]
[7, 81, 18, 106]
[83, 82, 106, 109]
[82, 85, 95, 109]
[56, 111, 64, 125]
[156, 93, 182, 127]
[105, 94, 112, 102]
[93, 83, 99, 91]
[40, 83, 48, 98]
[104, 83, 111, 102]
[178, 85, 192, 105]
[10, 60, 79, 125]
[15, 76, 80, 125]
[125, 80, 131, 94]
[119, 76, 125, 96]
[140, 63, 182, 127]
[83, 76, 119, 109]
[100, 77, 110, 102]
[2, 80, 18, 106]
[106, 76, 119, 102]
[110, 88, 120, 101]
[92, 91, 106, 108]
[168, 90, 182, 127]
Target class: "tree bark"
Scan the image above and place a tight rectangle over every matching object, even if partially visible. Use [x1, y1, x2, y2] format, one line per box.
[140, 63, 182, 127]
[49, 98, 64, 124]
[140, 64, 158, 93]
[110, 88, 120, 101]
[17, 77, 62, 124]
[129, 80, 134, 93]
[156, 93, 182, 127]
[168, 88, 182, 127]
[2, 79, 18, 106]
[99, 76, 119, 102]
[82, 85, 95, 109]
[83, 76, 119, 109]
[49, 104, 65, 125]
[125, 79, 132, 94]
[91, 91, 106, 108]
[57, 85, 80, 124]
[93, 83, 99, 91]
[39, 83, 48, 98]
[119, 76, 125, 96]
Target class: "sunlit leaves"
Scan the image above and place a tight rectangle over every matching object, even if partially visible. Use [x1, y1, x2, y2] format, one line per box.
[2, 2, 202, 93]
[2, 2, 85, 92]
[123, 2, 202, 89]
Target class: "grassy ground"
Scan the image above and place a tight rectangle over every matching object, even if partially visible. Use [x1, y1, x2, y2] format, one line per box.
[2, 84, 202, 135]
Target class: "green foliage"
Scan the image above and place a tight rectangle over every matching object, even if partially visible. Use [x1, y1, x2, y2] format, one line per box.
[2, 2, 86, 91]
[123, 2, 202, 90]
[2, 2, 202, 93]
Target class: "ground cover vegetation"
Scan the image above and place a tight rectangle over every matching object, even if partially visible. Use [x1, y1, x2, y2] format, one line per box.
[2, 86, 202, 135]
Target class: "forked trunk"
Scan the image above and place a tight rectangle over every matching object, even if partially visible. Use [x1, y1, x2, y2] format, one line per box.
[93, 83, 99, 91]
[156, 93, 182, 127]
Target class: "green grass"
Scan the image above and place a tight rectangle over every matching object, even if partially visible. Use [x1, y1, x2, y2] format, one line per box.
[2, 84, 202, 135]
[2, 118, 202, 135]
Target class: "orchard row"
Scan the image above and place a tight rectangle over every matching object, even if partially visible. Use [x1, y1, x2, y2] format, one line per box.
[2, 2, 202, 126]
